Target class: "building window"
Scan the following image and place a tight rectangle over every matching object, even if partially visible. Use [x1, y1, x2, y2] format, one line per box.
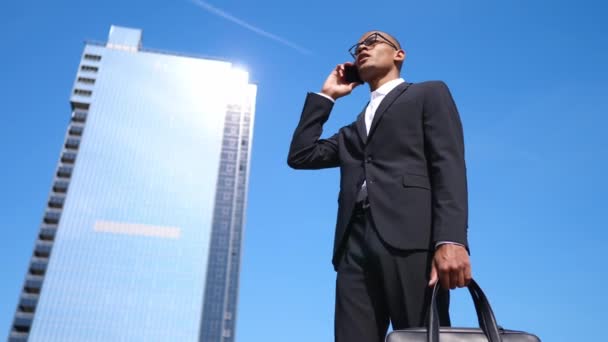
[227, 113, 240, 123]
[83, 54, 102, 61]
[80, 65, 98, 73]
[61, 152, 77, 164]
[48, 196, 65, 208]
[77, 77, 96, 85]
[224, 151, 235, 160]
[65, 138, 80, 150]
[43, 211, 61, 224]
[224, 126, 238, 136]
[222, 192, 232, 201]
[29, 260, 47, 276]
[24, 277, 44, 297]
[12, 315, 33, 333]
[74, 89, 92, 97]
[18, 296, 38, 313]
[224, 138, 237, 148]
[69, 125, 84, 136]
[72, 102, 90, 110]
[39, 228, 56, 241]
[71, 111, 87, 122]
[56, 166, 73, 178]
[34, 244, 52, 258]
[52, 181, 69, 193]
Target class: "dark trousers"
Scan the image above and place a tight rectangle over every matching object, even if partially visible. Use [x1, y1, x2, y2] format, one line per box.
[335, 203, 451, 342]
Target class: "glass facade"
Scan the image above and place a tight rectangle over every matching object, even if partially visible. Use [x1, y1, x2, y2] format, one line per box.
[200, 104, 251, 341]
[9, 26, 256, 342]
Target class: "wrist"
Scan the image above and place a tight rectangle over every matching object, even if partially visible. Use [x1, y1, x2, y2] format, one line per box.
[316, 92, 336, 103]
[320, 89, 338, 101]
[435, 241, 465, 250]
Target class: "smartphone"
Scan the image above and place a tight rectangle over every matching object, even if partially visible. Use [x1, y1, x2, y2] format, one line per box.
[344, 64, 363, 84]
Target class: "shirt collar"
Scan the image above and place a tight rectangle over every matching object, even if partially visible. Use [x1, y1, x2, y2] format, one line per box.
[371, 78, 405, 100]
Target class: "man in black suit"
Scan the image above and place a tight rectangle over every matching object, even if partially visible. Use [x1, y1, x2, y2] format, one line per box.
[287, 31, 472, 342]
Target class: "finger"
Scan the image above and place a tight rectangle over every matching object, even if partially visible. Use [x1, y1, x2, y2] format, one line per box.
[428, 263, 438, 287]
[464, 263, 472, 285]
[446, 268, 453, 289]
[450, 268, 459, 289]
[337, 65, 344, 79]
[457, 268, 466, 288]
[440, 268, 450, 290]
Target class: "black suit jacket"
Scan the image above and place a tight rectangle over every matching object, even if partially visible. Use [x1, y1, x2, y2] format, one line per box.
[288, 81, 468, 269]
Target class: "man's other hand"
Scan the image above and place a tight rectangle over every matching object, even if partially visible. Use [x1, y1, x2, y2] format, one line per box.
[320, 62, 361, 100]
[428, 244, 472, 289]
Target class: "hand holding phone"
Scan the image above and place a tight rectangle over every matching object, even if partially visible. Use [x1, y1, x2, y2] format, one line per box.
[320, 63, 362, 100]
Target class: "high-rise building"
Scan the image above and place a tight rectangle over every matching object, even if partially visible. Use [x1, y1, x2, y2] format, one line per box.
[9, 26, 256, 342]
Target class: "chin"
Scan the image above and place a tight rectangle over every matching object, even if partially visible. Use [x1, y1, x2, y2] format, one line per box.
[358, 65, 376, 82]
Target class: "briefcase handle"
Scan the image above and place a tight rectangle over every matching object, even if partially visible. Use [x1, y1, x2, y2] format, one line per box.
[428, 279, 502, 342]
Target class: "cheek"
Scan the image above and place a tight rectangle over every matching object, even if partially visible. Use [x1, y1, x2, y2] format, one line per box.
[378, 53, 393, 66]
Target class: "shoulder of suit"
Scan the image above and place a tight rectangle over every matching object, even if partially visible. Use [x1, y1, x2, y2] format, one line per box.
[408, 81, 452, 100]
[409, 80, 449, 91]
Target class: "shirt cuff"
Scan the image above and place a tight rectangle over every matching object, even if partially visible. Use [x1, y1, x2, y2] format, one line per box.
[434, 241, 465, 249]
[315, 92, 335, 103]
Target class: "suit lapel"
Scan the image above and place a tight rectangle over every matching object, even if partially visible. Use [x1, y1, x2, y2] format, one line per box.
[355, 104, 368, 145]
[367, 82, 411, 140]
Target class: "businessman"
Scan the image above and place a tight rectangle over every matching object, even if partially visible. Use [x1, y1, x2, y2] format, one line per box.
[287, 31, 472, 342]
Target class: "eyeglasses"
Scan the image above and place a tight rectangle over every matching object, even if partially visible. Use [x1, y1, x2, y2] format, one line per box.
[348, 32, 399, 59]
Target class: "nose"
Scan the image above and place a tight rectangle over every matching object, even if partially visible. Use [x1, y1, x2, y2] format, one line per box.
[356, 44, 368, 56]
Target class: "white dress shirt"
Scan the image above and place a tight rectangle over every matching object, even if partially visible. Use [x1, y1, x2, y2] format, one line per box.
[364, 78, 405, 133]
[317, 78, 404, 131]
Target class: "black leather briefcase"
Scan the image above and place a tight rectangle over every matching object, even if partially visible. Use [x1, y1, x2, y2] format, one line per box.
[386, 279, 541, 342]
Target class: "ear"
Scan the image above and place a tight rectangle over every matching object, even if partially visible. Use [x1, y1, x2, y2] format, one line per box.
[394, 49, 406, 63]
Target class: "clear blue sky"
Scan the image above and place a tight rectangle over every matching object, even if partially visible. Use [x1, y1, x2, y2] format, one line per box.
[1, 0, 607, 341]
